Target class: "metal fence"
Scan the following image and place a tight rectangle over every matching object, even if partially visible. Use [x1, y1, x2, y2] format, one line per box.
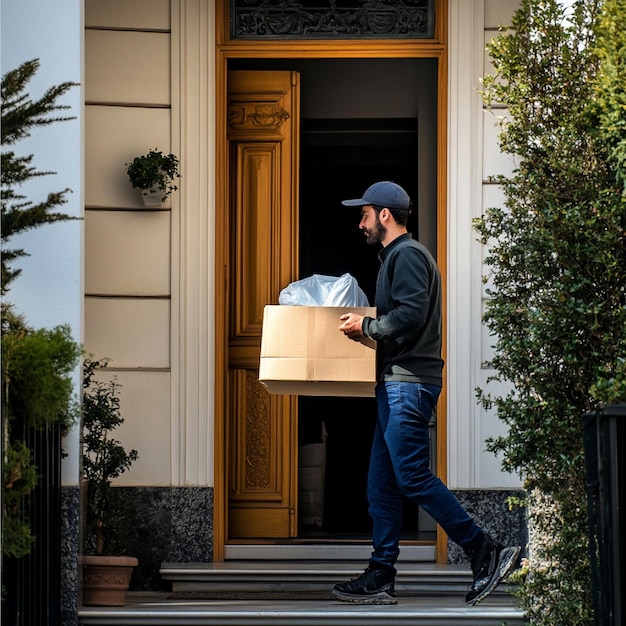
[582, 404, 625, 626]
[2, 423, 62, 626]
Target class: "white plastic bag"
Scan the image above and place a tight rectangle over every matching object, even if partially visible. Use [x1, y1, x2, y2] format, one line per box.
[278, 273, 369, 307]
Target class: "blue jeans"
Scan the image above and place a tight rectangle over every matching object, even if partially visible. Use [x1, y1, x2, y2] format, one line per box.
[368, 382, 483, 571]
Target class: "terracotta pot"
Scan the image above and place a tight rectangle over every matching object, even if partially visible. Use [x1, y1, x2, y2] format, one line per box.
[81, 555, 138, 606]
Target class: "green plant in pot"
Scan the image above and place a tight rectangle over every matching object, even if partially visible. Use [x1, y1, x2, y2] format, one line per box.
[81, 357, 139, 606]
[125, 148, 180, 206]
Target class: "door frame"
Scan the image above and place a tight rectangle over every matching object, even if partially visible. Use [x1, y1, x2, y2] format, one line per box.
[213, 0, 449, 563]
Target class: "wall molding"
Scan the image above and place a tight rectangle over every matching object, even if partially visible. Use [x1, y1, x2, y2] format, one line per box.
[446, 0, 485, 489]
[171, 0, 216, 486]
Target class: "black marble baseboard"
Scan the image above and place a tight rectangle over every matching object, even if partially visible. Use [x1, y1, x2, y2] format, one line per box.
[447, 488, 528, 564]
[117, 486, 215, 590]
[61, 486, 80, 626]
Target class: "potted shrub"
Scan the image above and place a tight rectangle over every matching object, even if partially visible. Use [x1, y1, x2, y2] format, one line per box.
[125, 148, 180, 207]
[81, 358, 139, 606]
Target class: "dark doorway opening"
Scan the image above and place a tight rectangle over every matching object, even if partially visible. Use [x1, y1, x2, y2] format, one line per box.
[297, 117, 424, 539]
[299, 118, 419, 303]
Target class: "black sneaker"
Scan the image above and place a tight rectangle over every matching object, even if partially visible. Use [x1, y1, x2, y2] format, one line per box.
[465, 535, 521, 606]
[332, 566, 398, 605]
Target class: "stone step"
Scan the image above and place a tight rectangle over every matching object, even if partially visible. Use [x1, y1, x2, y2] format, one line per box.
[78, 561, 527, 625]
[79, 591, 527, 625]
[160, 560, 481, 595]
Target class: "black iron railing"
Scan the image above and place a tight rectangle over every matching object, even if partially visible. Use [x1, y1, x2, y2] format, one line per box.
[582, 404, 625, 626]
[2, 423, 62, 626]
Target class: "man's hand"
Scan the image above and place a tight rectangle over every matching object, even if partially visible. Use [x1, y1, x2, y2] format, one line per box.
[339, 313, 365, 340]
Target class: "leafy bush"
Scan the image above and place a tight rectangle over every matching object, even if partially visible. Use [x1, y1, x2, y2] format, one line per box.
[476, 0, 626, 622]
[1, 307, 81, 557]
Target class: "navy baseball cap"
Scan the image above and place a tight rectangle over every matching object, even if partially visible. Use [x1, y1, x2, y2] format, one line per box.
[341, 181, 411, 211]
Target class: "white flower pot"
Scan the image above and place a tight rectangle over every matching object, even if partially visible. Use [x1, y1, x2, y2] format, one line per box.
[141, 189, 165, 207]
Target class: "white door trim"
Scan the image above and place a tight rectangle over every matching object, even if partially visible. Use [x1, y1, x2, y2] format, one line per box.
[170, 0, 217, 486]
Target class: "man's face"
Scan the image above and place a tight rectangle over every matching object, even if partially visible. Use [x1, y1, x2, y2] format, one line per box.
[359, 205, 386, 245]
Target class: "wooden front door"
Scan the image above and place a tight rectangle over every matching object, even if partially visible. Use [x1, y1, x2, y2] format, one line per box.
[226, 70, 300, 539]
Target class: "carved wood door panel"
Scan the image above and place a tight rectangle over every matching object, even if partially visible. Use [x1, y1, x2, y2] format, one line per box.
[227, 71, 300, 539]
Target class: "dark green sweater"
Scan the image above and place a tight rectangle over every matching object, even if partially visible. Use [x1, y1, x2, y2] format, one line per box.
[362, 233, 443, 386]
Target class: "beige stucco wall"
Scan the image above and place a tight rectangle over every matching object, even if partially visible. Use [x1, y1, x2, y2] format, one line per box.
[84, 0, 174, 486]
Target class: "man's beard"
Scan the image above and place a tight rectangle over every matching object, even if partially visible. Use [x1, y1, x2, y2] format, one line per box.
[364, 217, 386, 245]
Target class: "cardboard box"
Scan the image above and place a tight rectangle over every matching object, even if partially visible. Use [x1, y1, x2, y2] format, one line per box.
[259, 305, 376, 397]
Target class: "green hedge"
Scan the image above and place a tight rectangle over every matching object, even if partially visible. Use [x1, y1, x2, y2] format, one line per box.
[476, 1, 626, 623]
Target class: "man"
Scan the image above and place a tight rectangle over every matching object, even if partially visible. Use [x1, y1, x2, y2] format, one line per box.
[334, 181, 521, 606]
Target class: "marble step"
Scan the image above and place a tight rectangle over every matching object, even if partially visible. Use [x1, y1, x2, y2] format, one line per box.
[79, 590, 527, 625]
[160, 560, 484, 595]
[78, 561, 527, 625]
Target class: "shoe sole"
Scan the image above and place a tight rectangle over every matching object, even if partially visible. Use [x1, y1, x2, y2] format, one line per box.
[332, 589, 398, 605]
[466, 545, 522, 606]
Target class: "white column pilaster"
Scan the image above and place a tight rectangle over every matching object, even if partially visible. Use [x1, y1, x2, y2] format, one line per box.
[170, 0, 216, 486]
[446, 0, 485, 489]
